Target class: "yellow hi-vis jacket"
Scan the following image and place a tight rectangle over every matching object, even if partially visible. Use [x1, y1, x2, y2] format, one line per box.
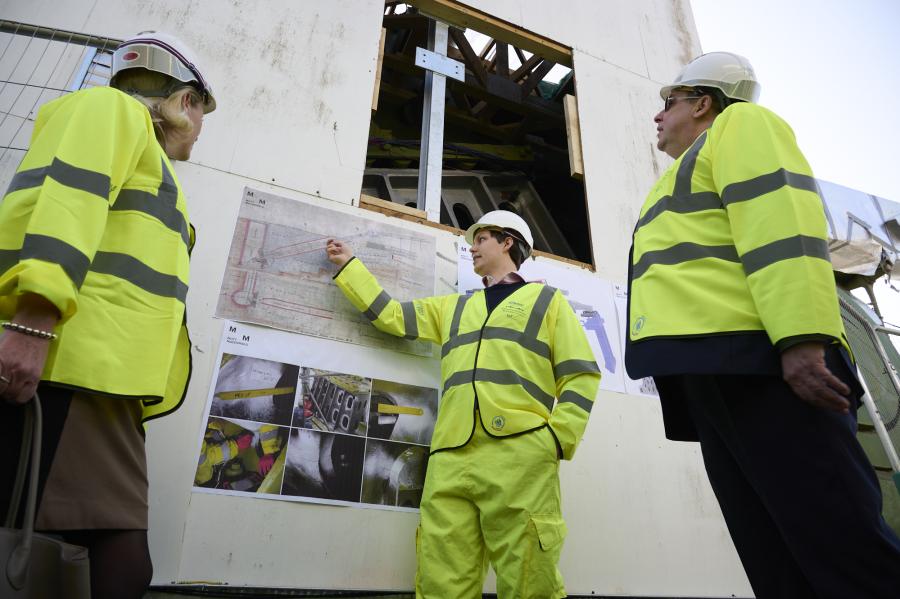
[334, 257, 600, 459]
[628, 102, 849, 370]
[0, 86, 193, 422]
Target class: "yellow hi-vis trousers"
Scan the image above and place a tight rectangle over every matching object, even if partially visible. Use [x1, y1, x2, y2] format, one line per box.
[416, 421, 568, 598]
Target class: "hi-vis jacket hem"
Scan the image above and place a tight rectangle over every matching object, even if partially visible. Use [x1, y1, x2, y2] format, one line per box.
[334, 257, 600, 460]
[0, 86, 193, 422]
[627, 102, 849, 365]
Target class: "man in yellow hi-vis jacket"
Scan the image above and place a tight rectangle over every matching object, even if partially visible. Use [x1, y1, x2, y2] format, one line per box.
[627, 52, 900, 598]
[327, 210, 600, 598]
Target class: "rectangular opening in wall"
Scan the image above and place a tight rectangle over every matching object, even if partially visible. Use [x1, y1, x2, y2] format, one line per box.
[364, 2, 592, 266]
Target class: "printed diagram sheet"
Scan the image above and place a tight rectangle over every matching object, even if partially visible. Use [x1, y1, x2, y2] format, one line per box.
[613, 283, 659, 398]
[216, 187, 435, 357]
[458, 244, 626, 393]
[194, 322, 438, 511]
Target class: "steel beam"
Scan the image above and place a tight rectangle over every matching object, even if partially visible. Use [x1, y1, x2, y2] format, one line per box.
[416, 19, 449, 222]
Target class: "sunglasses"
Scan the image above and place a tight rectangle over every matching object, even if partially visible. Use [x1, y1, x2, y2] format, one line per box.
[664, 94, 703, 112]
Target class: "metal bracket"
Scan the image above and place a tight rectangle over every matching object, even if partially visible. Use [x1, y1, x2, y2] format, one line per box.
[415, 47, 465, 82]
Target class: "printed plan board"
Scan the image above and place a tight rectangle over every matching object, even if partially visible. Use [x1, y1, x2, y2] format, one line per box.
[458, 244, 627, 393]
[193, 321, 439, 511]
[613, 284, 659, 397]
[216, 188, 435, 357]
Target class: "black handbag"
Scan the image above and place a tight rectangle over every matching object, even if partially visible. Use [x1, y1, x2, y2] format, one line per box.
[1, 394, 91, 597]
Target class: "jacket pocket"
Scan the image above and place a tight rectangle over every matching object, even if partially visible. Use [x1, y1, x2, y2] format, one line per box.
[531, 514, 567, 551]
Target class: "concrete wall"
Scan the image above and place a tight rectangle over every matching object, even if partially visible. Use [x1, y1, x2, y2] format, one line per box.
[0, 0, 753, 595]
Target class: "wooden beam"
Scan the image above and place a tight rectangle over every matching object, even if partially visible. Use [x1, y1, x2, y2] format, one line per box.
[448, 27, 487, 87]
[519, 59, 555, 97]
[563, 94, 584, 180]
[360, 193, 427, 219]
[510, 54, 542, 82]
[478, 38, 495, 60]
[357, 200, 594, 271]
[494, 41, 509, 77]
[406, 0, 573, 67]
[372, 27, 387, 111]
[513, 46, 527, 64]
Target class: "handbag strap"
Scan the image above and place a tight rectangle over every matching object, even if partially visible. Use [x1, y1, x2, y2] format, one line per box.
[4, 400, 32, 527]
[5, 394, 41, 590]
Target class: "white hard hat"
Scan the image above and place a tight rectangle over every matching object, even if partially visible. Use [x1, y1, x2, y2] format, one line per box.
[111, 31, 216, 113]
[465, 210, 534, 258]
[660, 51, 760, 104]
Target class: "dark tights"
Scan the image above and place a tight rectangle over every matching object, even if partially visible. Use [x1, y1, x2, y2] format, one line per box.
[62, 529, 152, 599]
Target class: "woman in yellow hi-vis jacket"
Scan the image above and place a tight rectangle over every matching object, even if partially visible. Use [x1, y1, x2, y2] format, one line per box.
[0, 32, 216, 599]
[326, 211, 601, 599]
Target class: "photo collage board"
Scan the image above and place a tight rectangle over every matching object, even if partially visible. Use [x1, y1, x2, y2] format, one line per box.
[193, 323, 438, 512]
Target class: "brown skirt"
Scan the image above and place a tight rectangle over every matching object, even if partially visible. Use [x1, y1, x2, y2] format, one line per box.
[30, 387, 149, 530]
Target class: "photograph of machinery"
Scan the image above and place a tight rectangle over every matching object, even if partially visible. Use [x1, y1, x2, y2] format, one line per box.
[281, 428, 367, 503]
[292, 367, 372, 436]
[209, 354, 300, 427]
[361, 440, 429, 508]
[367, 379, 438, 446]
[195, 352, 437, 510]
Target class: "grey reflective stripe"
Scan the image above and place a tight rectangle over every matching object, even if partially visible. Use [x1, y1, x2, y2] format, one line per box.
[523, 286, 555, 338]
[363, 290, 391, 322]
[20, 234, 90, 288]
[441, 326, 551, 359]
[722, 168, 819, 206]
[441, 294, 473, 355]
[635, 192, 722, 230]
[91, 251, 188, 302]
[634, 133, 719, 231]
[259, 428, 279, 441]
[741, 235, 830, 276]
[112, 158, 190, 247]
[0, 249, 19, 274]
[220, 443, 232, 461]
[485, 327, 550, 359]
[553, 359, 600, 380]
[197, 453, 207, 466]
[448, 294, 470, 337]
[674, 131, 707, 197]
[48, 158, 110, 199]
[632, 242, 740, 280]
[559, 390, 593, 413]
[5, 167, 46, 195]
[441, 287, 554, 359]
[443, 368, 555, 411]
[442, 330, 480, 357]
[6, 158, 110, 199]
[400, 301, 419, 340]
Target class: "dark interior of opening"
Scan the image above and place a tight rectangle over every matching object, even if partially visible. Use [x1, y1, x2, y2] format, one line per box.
[364, 2, 592, 264]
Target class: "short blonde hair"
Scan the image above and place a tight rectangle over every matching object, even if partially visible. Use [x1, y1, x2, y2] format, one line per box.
[112, 69, 202, 145]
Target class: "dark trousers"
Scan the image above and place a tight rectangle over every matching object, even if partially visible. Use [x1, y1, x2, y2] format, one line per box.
[661, 367, 900, 599]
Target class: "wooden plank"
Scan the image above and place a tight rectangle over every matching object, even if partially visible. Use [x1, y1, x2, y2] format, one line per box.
[360, 193, 427, 219]
[407, 0, 573, 67]
[563, 94, 584, 180]
[371, 27, 387, 111]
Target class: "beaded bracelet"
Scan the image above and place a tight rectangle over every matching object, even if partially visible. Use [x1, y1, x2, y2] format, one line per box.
[1, 321, 58, 340]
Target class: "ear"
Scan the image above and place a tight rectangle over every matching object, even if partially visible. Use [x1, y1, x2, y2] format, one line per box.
[182, 91, 195, 110]
[693, 95, 716, 118]
[502, 236, 514, 253]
